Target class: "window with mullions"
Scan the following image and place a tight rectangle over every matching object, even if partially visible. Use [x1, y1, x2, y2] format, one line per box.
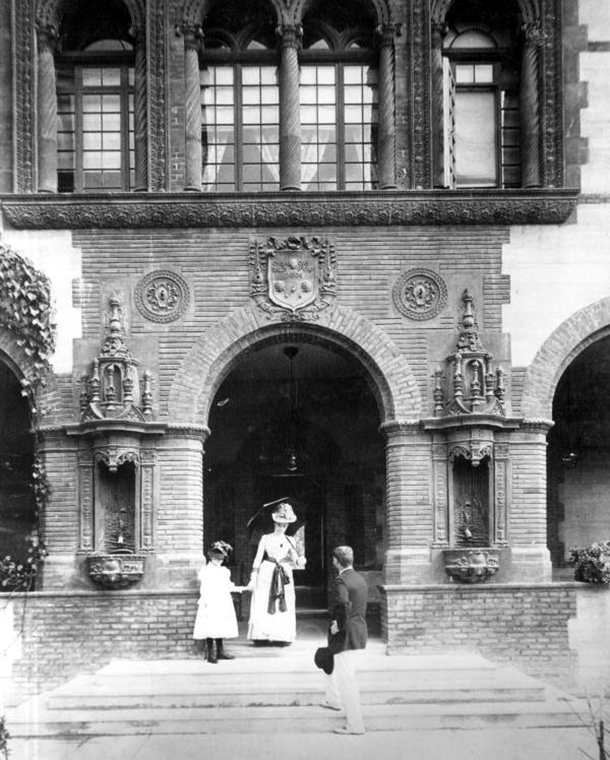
[300, 64, 378, 191]
[57, 55, 135, 192]
[201, 64, 279, 192]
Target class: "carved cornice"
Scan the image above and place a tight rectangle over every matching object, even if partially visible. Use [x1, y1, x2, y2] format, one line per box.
[1, 190, 578, 229]
[379, 420, 423, 438]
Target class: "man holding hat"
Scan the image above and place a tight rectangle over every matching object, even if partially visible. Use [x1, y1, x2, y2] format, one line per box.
[321, 545, 368, 735]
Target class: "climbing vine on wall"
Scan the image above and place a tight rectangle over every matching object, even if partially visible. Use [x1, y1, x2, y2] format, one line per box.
[0, 243, 56, 388]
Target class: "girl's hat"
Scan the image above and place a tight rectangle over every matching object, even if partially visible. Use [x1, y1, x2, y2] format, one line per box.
[208, 540, 232, 558]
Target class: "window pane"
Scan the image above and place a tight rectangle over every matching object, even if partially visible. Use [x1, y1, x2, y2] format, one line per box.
[474, 65, 494, 84]
[82, 68, 102, 86]
[455, 65, 474, 84]
[101, 68, 121, 86]
[454, 90, 497, 187]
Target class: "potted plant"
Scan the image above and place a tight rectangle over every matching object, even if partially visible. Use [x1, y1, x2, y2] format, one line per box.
[569, 540, 610, 585]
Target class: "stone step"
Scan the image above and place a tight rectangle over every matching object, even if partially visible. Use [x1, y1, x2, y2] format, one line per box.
[6, 653, 585, 738]
[7, 699, 584, 737]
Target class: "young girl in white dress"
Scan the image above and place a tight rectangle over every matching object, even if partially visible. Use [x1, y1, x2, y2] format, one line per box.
[192, 541, 246, 663]
[247, 502, 306, 645]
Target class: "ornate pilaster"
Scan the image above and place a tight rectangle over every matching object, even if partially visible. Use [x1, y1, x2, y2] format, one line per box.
[182, 24, 204, 191]
[431, 439, 449, 546]
[131, 24, 149, 191]
[376, 24, 400, 190]
[278, 25, 302, 191]
[139, 448, 156, 551]
[431, 23, 448, 188]
[492, 442, 511, 546]
[78, 450, 95, 552]
[36, 23, 59, 193]
[520, 22, 546, 188]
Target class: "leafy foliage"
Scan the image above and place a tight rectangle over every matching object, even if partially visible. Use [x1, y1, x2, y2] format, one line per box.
[0, 714, 9, 759]
[569, 540, 610, 585]
[0, 244, 56, 386]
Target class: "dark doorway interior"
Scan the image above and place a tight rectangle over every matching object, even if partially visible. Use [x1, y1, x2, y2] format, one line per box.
[0, 361, 35, 563]
[548, 336, 610, 568]
[203, 339, 385, 608]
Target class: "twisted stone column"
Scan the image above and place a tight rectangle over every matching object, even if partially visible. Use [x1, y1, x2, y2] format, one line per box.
[431, 24, 448, 188]
[376, 25, 398, 190]
[278, 25, 301, 191]
[36, 24, 58, 193]
[520, 23, 545, 188]
[132, 25, 149, 192]
[183, 24, 203, 191]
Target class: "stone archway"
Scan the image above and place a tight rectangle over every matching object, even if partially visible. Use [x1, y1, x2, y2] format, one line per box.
[521, 297, 610, 421]
[168, 303, 422, 427]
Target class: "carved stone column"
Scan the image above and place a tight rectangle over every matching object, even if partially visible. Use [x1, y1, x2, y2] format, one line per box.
[492, 441, 511, 546]
[376, 24, 398, 190]
[78, 450, 95, 553]
[132, 25, 149, 191]
[431, 438, 449, 547]
[381, 421, 432, 584]
[36, 23, 58, 193]
[183, 24, 203, 191]
[431, 23, 447, 188]
[278, 25, 302, 191]
[520, 22, 545, 188]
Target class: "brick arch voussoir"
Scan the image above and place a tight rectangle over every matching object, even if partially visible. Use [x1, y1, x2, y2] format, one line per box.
[168, 304, 422, 427]
[521, 297, 610, 419]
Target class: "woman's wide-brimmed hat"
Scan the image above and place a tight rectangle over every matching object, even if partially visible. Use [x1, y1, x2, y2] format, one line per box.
[271, 501, 297, 524]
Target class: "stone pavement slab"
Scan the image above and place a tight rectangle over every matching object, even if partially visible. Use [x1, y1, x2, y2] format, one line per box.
[7, 726, 600, 760]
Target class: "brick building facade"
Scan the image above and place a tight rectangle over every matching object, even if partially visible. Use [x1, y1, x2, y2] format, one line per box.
[0, 0, 609, 695]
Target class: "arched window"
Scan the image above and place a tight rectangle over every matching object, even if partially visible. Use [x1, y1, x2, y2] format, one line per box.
[300, 2, 378, 191]
[442, 0, 521, 189]
[200, 1, 279, 192]
[56, 1, 135, 192]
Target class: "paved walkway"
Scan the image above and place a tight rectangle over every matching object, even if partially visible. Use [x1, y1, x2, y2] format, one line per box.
[7, 725, 600, 760]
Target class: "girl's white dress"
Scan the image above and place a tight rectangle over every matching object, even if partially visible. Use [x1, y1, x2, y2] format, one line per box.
[192, 563, 239, 640]
[247, 532, 302, 643]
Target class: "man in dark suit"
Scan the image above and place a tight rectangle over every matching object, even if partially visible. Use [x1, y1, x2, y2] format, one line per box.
[322, 545, 368, 735]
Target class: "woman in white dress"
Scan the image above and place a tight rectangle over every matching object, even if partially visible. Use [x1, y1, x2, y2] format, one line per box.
[193, 541, 245, 663]
[247, 502, 306, 645]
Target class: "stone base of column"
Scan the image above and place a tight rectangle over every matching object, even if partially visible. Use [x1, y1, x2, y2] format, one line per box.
[384, 547, 434, 585]
[507, 546, 552, 583]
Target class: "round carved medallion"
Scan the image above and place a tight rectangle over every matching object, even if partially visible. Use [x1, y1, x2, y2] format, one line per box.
[392, 268, 447, 321]
[134, 270, 190, 323]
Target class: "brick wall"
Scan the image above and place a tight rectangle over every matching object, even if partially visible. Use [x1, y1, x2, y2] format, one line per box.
[381, 583, 578, 685]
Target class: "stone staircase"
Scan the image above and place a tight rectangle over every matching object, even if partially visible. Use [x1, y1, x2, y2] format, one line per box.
[6, 639, 585, 738]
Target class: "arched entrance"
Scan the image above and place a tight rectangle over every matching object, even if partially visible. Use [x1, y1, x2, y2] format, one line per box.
[203, 337, 385, 608]
[547, 335, 610, 570]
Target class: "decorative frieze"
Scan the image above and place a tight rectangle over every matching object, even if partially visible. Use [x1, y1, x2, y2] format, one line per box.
[1, 190, 578, 229]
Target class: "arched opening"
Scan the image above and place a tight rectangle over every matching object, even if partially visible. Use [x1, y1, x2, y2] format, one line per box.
[203, 338, 385, 608]
[547, 336, 610, 574]
[0, 360, 36, 581]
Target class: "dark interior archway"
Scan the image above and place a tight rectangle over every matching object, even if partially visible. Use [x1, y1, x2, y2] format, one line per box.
[547, 335, 610, 571]
[0, 361, 36, 565]
[203, 339, 385, 608]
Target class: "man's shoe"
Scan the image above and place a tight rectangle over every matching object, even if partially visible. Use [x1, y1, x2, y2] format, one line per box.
[320, 701, 342, 711]
[333, 727, 365, 735]
[216, 651, 236, 660]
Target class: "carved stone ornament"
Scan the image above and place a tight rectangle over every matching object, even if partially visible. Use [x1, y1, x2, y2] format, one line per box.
[250, 235, 337, 321]
[393, 268, 447, 320]
[86, 553, 146, 590]
[80, 295, 155, 423]
[1, 190, 578, 229]
[134, 269, 190, 323]
[443, 548, 500, 584]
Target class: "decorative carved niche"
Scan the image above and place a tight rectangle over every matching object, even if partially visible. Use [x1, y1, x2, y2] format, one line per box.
[67, 295, 166, 589]
[424, 290, 521, 583]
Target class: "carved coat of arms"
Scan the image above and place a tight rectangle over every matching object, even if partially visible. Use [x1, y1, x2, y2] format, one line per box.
[250, 236, 337, 320]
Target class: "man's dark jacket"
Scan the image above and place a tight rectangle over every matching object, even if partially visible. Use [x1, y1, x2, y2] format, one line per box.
[328, 567, 368, 654]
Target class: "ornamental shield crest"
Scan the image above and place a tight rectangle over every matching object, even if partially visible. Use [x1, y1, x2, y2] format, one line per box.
[250, 236, 337, 321]
[268, 244, 318, 312]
